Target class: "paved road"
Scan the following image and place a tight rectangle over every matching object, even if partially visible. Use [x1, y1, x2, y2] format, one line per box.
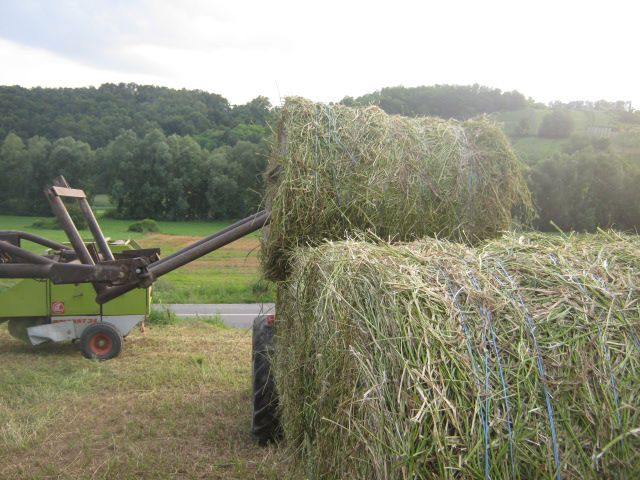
[153, 303, 275, 329]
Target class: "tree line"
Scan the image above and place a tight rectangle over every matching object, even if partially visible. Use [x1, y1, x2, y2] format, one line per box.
[0, 130, 268, 220]
[342, 84, 528, 119]
[0, 83, 273, 220]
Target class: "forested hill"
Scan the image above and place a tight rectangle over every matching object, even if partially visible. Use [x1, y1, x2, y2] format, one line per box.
[341, 84, 528, 119]
[0, 83, 273, 149]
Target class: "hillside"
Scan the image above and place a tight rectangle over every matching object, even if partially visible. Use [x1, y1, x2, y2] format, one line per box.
[491, 106, 640, 165]
[0, 84, 273, 148]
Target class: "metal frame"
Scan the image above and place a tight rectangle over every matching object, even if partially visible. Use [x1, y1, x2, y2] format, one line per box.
[0, 176, 270, 304]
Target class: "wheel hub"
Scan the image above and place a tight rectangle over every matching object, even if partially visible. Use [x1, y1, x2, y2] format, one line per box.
[89, 333, 113, 355]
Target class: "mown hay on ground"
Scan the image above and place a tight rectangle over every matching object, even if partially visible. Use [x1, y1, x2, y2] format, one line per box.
[273, 232, 640, 479]
[262, 97, 532, 280]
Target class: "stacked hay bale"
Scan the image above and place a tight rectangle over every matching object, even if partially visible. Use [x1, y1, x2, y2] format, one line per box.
[274, 232, 640, 479]
[262, 97, 532, 280]
[263, 99, 640, 478]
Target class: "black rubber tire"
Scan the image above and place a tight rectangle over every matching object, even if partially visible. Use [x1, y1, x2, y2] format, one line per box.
[7, 317, 47, 343]
[251, 315, 281, 445]
[80, 323, 123, 360]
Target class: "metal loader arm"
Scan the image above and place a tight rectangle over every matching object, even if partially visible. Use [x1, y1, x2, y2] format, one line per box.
[0, 231, 69, 251]
[0, 176, 155, 288]
[95, 210, 270, 304]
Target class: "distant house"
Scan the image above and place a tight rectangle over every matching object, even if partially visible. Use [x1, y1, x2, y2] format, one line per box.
[587, 126, 614, 138]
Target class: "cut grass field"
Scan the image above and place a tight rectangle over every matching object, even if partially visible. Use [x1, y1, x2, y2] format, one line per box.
[0, 214, 274, 304]
[0, 316, 284, 479]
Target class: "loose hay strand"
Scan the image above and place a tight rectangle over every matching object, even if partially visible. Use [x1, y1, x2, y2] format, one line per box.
[273, 232, 640, 479]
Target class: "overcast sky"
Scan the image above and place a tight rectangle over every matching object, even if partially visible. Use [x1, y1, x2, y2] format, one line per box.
[0, 0, 638, 106]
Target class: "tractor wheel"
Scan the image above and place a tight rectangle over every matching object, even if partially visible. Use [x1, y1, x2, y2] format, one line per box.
[251, 314, 281, 445]
[8, 318, 47, 344]
[80, 323, 123, 360]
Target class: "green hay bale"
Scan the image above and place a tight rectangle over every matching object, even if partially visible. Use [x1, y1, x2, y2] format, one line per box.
[274, 232, 640, 479]
[262, 97, 533, 280]
[127, 218, 160, 233]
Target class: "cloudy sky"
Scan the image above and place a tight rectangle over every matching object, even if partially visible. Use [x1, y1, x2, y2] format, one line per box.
[0, 0, 638, 106]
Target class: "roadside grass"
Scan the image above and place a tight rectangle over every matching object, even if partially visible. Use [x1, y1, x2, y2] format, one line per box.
[0, 315, 284, 479]
[0, 214, 274, 304]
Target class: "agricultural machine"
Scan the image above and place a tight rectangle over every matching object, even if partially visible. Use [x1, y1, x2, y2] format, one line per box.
[0, 176, 278, 441]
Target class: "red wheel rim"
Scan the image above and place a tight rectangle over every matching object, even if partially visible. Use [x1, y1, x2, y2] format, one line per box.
[89, 333, 113, 356]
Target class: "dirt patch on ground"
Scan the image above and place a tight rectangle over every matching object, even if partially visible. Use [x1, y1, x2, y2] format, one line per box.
[140, 233, 203, 249]
[182, 257, 260, 270]
[140, 234, 261, 255]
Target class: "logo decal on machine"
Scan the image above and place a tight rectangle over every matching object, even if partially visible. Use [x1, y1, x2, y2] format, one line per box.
[51, 301, 65, 314]
[51, 317, 98, 325]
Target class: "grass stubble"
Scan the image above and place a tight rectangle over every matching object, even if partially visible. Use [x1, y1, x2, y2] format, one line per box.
[0, 315, 285, 479]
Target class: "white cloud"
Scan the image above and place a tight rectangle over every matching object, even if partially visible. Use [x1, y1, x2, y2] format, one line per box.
[0, 0, 638, 106]
[0, 39, 163, 89]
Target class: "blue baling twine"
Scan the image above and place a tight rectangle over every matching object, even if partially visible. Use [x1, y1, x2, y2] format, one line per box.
[463, 129, 477, 195]
[569, 272, 624, 437]
[487, 309, 517, 479]
[445, 279, 490, 479]
[596, 319, 623, 428]
[587, 273, 626, 460]
[632, 332, 640, 354]
[589, 275, 623, 430]
[467, 274, 494, 479]
[497, 261, 562, 480]
[562, 268, 628, 473]
[323, 107, 358, 208]
[483, 315, 490, 480]
[469, 272, 517, 479]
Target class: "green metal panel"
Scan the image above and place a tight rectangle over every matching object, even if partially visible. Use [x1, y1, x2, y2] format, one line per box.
[49, 283, 100, 316]
[102, 287, 150, 316]
[3, 239, 149, 319]
[0, 279, 48, 318]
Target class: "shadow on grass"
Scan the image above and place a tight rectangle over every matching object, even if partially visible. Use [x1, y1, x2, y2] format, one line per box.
[0, 337, 80, 357]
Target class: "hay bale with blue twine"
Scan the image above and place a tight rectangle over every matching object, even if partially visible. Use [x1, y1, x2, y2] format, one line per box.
[273, 231, 640, 479]
[261, 97, 533, 281]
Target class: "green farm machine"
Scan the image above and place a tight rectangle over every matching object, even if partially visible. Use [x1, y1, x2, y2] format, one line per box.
[0, 176, 269, 358]
[0, 176, 278, 442]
